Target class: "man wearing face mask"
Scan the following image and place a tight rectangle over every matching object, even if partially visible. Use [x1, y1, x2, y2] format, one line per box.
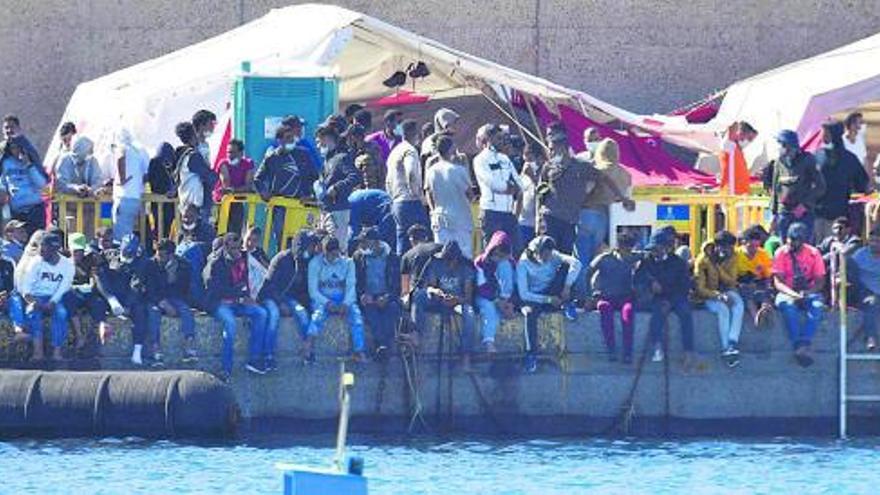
[575, 127, 601, 162]
[315, 125, 361, 252]
[192, 109, 217, 164]
[843, 112, 867, 167]
[175, 121, 219, 224]
[366, 109, 403, 165]
[693, 231, 745, 367]
[55, 136, 104, 197]
[813, 121, 868, 241]
[772, 222, 826, 367]
[474, 123, 524, 253]
[386, 119, 429, 255]
[768, 129, 825, 242]
[719, 121, 757, 196]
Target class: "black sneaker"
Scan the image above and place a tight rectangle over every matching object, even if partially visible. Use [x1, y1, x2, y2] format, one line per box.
[150, 353, 166, 369]
[303, 352, 316, 366]
[217, 371, 232, 383]
[181, 348, 199, 364]
[245, 361, 267, 375]
[726, 355, 741, 368]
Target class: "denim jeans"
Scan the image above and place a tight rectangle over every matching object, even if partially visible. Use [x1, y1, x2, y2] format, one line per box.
[262, 296, 310, 356]
[574, 208, 607, 295]
[112, 197, 142, 241]
[7, 292, 26, 328]
[160, 298, 195, 340]
[703, 290, 745, 349]
[392, 200, 430, 256]
[411, 288, 476, 353]
[481, 210, 520, 256]
[774, 209, 814, 241]
[861, 294, 880, 339]
[541, 213, 576, 255]
[521, 262, 571, 354]
[519, 225, 536, 248]
[63, 289, 109, 323]
[24, 295, 69, 348]
[308, 300, 366, 353]
[649, 296, 695, 352]
[476, 297, 501, 344]
[776, 292, 824, 348]
[361, 298, 402, 349]
[213, 302, 268, 373]
[129, 301, 161, 347]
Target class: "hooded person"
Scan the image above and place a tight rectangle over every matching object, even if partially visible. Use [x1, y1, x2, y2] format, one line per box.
[352, 227, 401, 359]
[693, 231, 745, 367]
[306, 236, 366, 362]
[411, 240, 477, 371]
[146, 142, 179, 246]
[516, 235, 582, 372]
[111, 233, 163, 367]
[0, 135, 49, 235]
[54, 136, 103, 196]
[813, 121, 869, 241]
[768, 129, 825, 242]
[420, 108, 460, 169]
[62, 232, 113, 356]
[16, 232, 74, 361]
[110, 128, 150, 241]
[260, 230, 321, 364]
[474, 230, 516, 353]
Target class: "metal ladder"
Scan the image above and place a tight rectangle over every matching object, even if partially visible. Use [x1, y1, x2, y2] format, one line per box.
[838, 252, 880, 439]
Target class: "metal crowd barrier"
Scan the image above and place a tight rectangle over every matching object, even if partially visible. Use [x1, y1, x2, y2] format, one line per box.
[216, 193, 319, 253]
[54, 193, 179, 242]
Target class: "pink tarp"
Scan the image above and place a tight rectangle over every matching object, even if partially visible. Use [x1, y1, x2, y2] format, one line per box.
[523, 96, 716, 187]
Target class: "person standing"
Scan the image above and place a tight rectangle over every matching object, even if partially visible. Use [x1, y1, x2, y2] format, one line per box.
[768, 129, 825, 241]
[2, 115, 42, 166]
[842, 112, 867, 167]
[192, 109, 217, 165]
[425, 136, 475, 258]
[346, 188, 396, 254]
[518, 142, 543, 246]
[315, 125, 361, 253]
[175, 122, 219, 224]
[718, 121, 758, 196]
[110, 129, 149, 242]
[386, 119, 429, 255]
[366, 109, 403, 165]
[473, 124, 523, 252]
[215, 139, 255, 201]
[813, 121, 868, 241]
[0, 136, 49, 236]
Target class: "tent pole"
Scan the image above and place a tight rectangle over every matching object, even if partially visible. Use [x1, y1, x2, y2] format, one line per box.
[524, 95, 546, 144]
[479, 89, 547, 151]
[502, 86, 529, 142]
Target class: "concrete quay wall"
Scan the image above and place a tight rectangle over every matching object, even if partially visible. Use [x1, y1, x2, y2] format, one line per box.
[3, 308, 878, 436]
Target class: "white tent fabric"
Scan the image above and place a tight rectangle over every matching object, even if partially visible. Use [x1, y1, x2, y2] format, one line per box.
[47, 3, 641, 173]
[639, 32, 880, 168]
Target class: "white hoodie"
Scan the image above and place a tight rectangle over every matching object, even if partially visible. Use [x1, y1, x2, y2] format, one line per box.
[19, 255, 75, 303]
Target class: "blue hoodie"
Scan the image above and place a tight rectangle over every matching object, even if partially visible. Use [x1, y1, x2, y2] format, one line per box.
[1, 153, 47, 212]
[308, 253, 357, 307]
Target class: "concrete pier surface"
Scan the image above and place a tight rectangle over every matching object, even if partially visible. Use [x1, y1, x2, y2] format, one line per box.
[1, 309, 879, 436]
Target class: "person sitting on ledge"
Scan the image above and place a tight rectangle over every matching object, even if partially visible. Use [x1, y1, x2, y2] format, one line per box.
[772, 222, 826, 367]
[589, 230, 640, 364]
[17, 232, 74, 362]
[634, 229, 695, 367]
[694, 231, 745, 368]
[474, 230, 516, 355]
[204, 232, 269, 379]
[516, 235, 582, 373]
[847, 227, 880, 351]
[353, 227, 401, 362]
[306, 236, 366, 362]
[736, 225, 775, 329]
[152, 240, 198, 363]
[63, 233, 112, 357]
[411, 240, 476, 372]
[260, 230, 320, 363]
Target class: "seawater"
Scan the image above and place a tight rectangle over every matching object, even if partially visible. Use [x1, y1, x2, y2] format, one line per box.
[1, 435, 878, 494]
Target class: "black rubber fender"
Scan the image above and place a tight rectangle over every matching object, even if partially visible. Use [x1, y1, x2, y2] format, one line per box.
[0, 370, 239, 438]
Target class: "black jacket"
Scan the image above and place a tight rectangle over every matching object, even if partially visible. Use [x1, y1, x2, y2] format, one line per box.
[814, 126, 869, 220]
[154, 255, 192, 303]
[176, 145, 219, 208]
[320, 147, 361, 211]
[202, 252, 249, 311]
[352, 242, 401, 298]
[254, 146, 317, 199]
[0, 256, 14, 294]
[633, 253, 693, 301]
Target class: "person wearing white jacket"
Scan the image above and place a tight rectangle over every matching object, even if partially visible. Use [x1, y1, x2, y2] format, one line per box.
[473, 124, 524, 253]
[17, 232, 74, 361]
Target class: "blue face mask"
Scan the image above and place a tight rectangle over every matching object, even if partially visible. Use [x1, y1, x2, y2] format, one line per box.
[284, 142, 296, 152]
[393, 123, 404, 138]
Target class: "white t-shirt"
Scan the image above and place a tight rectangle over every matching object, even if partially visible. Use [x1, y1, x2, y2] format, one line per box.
[844, 129, 867, 165]
[113, 144, 149, 200]
[426, 159, 473, 231]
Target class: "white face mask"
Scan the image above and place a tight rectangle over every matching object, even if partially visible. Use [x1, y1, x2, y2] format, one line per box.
[739, 139, 752, 149]
[284, 142, 296, 152]
[204, 130, 214, 140]
[586, 142, 599, 153]
[229, 157, 240, 166]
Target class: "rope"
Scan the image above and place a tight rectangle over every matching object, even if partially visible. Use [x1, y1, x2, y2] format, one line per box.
[602, 327, 655, 436]
[374, 358, 388, 415]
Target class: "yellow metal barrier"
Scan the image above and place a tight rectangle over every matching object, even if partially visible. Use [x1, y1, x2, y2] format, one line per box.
[54, 193, 179, 242]
[217, 193, 320, 253]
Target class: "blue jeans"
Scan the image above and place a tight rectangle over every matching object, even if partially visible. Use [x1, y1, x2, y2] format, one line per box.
[392, 200, 430, 255]
[24, 295, 69, 348]
[574, 208, 607, 295]
[482, 210, 520, 256]
[160, 298, 195, 339]
[861, 294, 880, 339]
[8, 292, 26, 328]
[649, 297, 695, 351]
[774, 209, 814, 240]
[776, 292, 824, 348]
[476, 297, 501, 344]
[541, 213, 576, 255]
[361, 298, 402, 349]
[411, 288, 476, 353]
[308, 300, 366, 352]
[262, 297, 310, 356]
[112, 197, 142, 241]
[129, 301, 161, 347]
[519, 225, 535, 248]
[213, 302, 268, 373]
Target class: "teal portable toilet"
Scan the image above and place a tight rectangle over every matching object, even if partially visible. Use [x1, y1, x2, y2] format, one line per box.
[233, 73, 338, 162]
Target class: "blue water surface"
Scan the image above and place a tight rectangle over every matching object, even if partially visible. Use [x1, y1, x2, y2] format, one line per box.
[1, 435, 879, 494]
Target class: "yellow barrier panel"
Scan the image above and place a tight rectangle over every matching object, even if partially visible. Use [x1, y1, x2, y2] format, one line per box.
[217, 193, 320, 253]
[54, 193, 178, 242]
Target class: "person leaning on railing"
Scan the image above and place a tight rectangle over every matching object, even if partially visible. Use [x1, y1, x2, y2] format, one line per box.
[0, 135, 49, 236]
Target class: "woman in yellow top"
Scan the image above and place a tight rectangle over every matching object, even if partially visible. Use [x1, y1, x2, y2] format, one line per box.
[735, 226, 775, 328]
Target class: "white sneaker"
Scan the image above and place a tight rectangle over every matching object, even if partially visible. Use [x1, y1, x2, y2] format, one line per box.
[131, 344, 143, 366]
[651, 347, 664, 363]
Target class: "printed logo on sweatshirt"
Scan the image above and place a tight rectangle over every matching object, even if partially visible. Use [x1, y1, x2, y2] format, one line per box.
[40, 272, 64, 282]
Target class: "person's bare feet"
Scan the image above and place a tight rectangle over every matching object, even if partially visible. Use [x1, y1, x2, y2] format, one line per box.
[51, 347, 63, 361]
[32, 341, 45, 361]
[867, 336, 877, 352]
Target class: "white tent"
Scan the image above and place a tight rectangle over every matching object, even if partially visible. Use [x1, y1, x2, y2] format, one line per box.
[640, 32, 880, 169]
[48, 3, 643, 171]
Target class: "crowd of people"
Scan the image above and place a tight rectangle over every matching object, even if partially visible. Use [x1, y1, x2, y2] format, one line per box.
[0, 104, 878, 381]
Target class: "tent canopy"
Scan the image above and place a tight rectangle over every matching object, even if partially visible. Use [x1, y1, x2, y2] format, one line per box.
[48, 3, 642, 170]
[640, 31, 880, 165]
